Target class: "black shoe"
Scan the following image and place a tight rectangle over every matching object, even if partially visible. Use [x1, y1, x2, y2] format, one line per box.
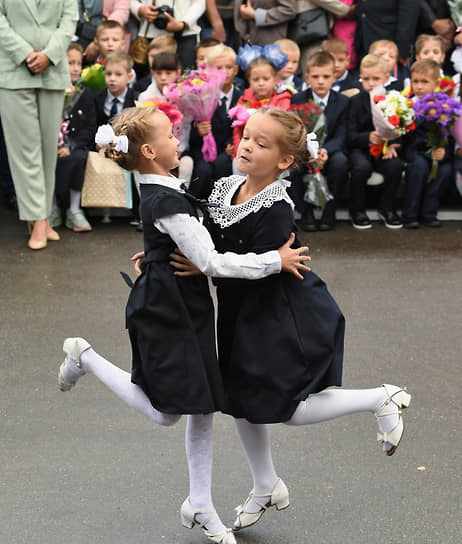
[378, 209, 403, 229]
[351, 211, 372, 230]
[300, 207, 318, 232]
[420, 217, 441, 228]
[402, 217, 420, 229]
[319, 204, 336, 231]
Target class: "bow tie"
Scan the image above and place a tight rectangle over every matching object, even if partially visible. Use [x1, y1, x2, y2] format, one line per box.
[180, 182, 219, 208]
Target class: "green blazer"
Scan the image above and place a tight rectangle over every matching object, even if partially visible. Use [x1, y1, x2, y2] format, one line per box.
[0, 0, 78, 90]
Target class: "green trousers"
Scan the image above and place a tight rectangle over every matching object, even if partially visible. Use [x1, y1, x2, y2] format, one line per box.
[0, 88, 64, 221]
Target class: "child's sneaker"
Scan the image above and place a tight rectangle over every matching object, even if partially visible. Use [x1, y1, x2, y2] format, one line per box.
[66, 209, 92, 232]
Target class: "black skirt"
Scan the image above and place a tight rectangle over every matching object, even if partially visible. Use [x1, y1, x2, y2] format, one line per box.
[126, 184, 225, 415]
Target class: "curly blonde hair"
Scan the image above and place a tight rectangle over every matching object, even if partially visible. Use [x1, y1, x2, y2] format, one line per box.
[105, 106, 163, 171]
[251, 108, 308, 168]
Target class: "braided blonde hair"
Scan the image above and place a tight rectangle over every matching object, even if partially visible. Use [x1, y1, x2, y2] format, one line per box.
[105, 106, 163, 171]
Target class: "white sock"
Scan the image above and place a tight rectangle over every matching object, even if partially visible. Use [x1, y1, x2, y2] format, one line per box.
[233, 419, 279, 527]
[79, 348, 181, 426]
[285, 388, 399, 451]
[69, 189, 81, 212]
[186, 414, 235, 542]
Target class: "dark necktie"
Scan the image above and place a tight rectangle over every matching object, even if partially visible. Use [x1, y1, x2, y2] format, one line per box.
[110, 97, 119, 117]
[319, 100, 326, 111]
[218, 95, 227, 117]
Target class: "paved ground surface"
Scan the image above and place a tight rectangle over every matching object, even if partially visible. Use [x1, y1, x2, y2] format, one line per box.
[1, 206, 461, 544]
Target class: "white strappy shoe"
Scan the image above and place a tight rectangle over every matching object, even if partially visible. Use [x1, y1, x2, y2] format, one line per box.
[58, 337, 91, 391]
[375, 384, 412, 456]
[232, 477, 289, 531]
[180, 497, 235, 544]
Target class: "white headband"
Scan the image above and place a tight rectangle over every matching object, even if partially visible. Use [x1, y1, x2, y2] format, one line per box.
[306, 132, 319, 160]
[95, 124, 129, 153]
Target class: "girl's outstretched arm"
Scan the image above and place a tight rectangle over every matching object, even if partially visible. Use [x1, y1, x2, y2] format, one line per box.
[169, 232, 310, 279]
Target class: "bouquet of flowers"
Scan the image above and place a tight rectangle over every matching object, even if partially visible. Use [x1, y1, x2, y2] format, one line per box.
[81, 61, 106, 92]
[437, 76, 456, 97]
[414, 92, 462, 178]
[290, 101, 332, 209]
[164, 66, 226, 162]
[136, 96, 184, 138]
[228, 86, 275, 127]
[63, 82, 84, 111]
[370, 88, 416, 158]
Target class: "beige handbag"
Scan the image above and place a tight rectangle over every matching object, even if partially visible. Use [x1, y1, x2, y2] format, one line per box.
[129, 23, 152, 65]
[81, 151, 132, 208]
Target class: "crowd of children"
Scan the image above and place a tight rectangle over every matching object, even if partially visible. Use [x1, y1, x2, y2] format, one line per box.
[24, 18, 462, 235]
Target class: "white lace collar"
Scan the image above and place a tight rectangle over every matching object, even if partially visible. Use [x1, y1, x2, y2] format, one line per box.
[208, 175, 294, 228]
[139, 174, 185, 192]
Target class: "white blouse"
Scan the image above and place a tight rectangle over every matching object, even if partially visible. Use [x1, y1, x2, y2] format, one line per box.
[139, 174, 281, 279]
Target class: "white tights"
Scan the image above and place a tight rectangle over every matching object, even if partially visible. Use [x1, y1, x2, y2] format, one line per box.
[234, 387, 398, 520]
[80, 348, 180, 426]
[78, 349, 232, 538]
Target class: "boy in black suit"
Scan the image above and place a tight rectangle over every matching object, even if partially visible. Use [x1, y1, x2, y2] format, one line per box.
[94, 52, 138, 128]
[275, 39, 305, 93]
[347, 54, 405, 229]
[369, 40, 410, 91]
[187, 44, 242, 199]
[291, 51, 349, 231]
[322, 38, 360, 95]
[402, 59, 452, 228]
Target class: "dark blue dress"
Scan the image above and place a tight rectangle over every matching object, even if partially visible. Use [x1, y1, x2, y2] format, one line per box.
[126, 183, 225, 415]
[207, 177, 345, 424]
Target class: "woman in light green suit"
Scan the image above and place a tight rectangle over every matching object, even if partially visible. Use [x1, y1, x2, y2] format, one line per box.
[0, 0, 78, 249]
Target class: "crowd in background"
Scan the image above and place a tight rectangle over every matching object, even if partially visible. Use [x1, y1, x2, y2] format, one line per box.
[1, 0, 462, 250]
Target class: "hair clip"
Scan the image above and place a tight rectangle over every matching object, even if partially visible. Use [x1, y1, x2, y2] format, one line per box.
[262, 44, 288, 71]
[236, 43, 288, 72]
[95, 124, 129, 153]
[236, 44, 263, 71]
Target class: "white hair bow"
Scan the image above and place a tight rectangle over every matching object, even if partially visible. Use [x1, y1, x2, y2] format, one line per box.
[306, 132, 319, 160]
[95, 124, 129, 153]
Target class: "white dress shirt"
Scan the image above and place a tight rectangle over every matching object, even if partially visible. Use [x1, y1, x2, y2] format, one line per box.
[312, 90, 330, 110]
[138, 79, 162, 103]
[139, 174, 281, 279]
[104, 89, 128, 117]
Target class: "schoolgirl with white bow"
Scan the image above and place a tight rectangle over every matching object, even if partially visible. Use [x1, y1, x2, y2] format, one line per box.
[171, 108, 412, 533]
[57, 106, 309, 544]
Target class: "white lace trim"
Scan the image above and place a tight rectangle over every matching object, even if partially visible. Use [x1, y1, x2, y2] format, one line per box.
[208, 175, 294, 228]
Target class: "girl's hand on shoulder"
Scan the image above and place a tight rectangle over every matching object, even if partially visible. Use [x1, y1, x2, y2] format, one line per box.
[130, 251, 145, 276]
[278, 233, 311, 280]
[170, 249, 202, 276]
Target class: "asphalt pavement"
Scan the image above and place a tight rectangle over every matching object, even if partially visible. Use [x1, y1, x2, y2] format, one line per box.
[1, 207, 461, 544]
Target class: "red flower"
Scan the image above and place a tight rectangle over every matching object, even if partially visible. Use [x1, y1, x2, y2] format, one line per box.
[374, 95, 386, 103]
[406, 121, 416, 131]
[388, 115, 400, 126]
[370, 143, 384, 159]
